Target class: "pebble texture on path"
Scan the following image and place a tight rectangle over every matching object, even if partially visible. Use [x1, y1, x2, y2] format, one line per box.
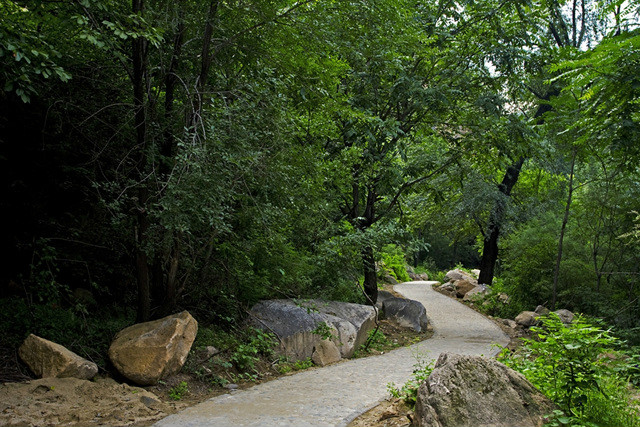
[153, 281, 509, 427]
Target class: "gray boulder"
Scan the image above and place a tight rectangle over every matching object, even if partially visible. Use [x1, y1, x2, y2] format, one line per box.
[414, 353, 556, 427]
[249, 299, 375, 361]
[19, 334, 98, 380]
[515, 311, 540, 327]
[375, 290, 395, 311]
[555, 309, 574, 324]
[382, 297, 429, 332]
[462, 286, 486, 301]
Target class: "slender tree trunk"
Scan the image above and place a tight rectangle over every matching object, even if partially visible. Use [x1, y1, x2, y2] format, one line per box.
[552, 147, 577, 310]
[478, 157, 525, 285]
[361, 245, 378, 305]
[132, 0, 151, 322]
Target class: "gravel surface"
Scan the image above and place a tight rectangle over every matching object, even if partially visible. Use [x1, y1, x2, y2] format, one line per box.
[153, 281, 509, 427]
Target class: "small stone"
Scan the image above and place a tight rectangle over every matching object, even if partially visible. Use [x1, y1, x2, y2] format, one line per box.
[224, 383, 239, 390]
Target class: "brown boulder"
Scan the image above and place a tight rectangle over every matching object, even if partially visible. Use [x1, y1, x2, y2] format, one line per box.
[109, 311, 198, 385]
[414, 353, 556, 427]
[18, 334, 98, 380]
[454, 280, 476, 298]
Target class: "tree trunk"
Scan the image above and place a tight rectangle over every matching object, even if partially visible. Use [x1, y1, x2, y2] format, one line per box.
[132, 0, 151, 322]
[478, 157, 525, 285]
[551, 147, 577, 310]
[361, 245, 378, 305]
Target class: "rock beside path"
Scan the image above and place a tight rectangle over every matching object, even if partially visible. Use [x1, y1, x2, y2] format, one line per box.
[249, 299, 376, 361]
[19, 334, 98, 380]
[382, 298, 429, 332]
[109, 311, 198, 386]
[414, 353, 556, 427]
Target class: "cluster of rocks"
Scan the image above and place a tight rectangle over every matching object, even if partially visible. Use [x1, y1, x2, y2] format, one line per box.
[17, 295, 430, 385]
[435, 268, 575, 333]
[437, 268, 497, 302]
[17, 311, 198, 386]
[512, 305, 574, 328]
[413, 353, 556, 427]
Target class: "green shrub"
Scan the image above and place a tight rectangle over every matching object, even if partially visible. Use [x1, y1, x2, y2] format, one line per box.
[168, 381, 189, 400]
[499, 314, 640, 426]
[379, 244, 411, 283]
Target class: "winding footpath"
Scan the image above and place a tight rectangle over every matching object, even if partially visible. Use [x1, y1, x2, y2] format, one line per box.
[153, 281, 509, 427]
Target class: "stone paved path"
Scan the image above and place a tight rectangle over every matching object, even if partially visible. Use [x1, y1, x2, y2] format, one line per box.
[153, 281, 509, 427]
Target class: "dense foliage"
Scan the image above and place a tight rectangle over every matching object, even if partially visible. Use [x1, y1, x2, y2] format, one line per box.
[1, 0, 639, 371]
[499, 314, 640, 426]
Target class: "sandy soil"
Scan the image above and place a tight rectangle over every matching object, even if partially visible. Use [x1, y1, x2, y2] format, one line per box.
[0, 376, 186, 427]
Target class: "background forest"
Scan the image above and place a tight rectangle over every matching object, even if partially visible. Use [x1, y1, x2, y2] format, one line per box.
[1, 0, 639, 366]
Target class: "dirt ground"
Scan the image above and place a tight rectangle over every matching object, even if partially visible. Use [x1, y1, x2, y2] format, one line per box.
[0, 283, 434, 427]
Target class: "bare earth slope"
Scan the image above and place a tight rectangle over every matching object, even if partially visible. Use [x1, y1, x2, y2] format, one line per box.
[152, 281, 509, 427]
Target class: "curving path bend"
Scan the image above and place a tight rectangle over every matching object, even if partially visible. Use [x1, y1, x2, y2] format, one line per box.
[153, 281, 509, 427]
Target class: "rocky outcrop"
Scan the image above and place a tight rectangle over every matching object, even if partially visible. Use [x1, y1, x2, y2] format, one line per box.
[382, 297, 429, 332]
[515, 311, 540, 327]
[18, 334, 98, 380]
[249, 299, 375, 361]
[108, 311, 198, 386]
[311, 340, 341, 366]
[414, 353, 556, 427]
[534, 305, 550, 316]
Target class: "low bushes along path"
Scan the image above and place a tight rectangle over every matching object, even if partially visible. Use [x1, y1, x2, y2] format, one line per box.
[153, 281, 509, 427]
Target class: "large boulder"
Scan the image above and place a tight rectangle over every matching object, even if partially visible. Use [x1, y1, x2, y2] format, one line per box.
[108, 311, 198, 386]
[515, 311, 540, 327]
[414, 353, 556, 427]
[18, 334, 98, 380]
[375, 290, 395, 310]
[454, 279, 477, 298]
[382, 297, 429, 332]
[249, 299, 375, 361]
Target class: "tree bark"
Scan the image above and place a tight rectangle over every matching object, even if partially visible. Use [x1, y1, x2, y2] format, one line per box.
[478, 157, 525, 285]
[361, 245, 378, 305]
[132, 0, 151, 322]
[551, 147, 577, 310]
